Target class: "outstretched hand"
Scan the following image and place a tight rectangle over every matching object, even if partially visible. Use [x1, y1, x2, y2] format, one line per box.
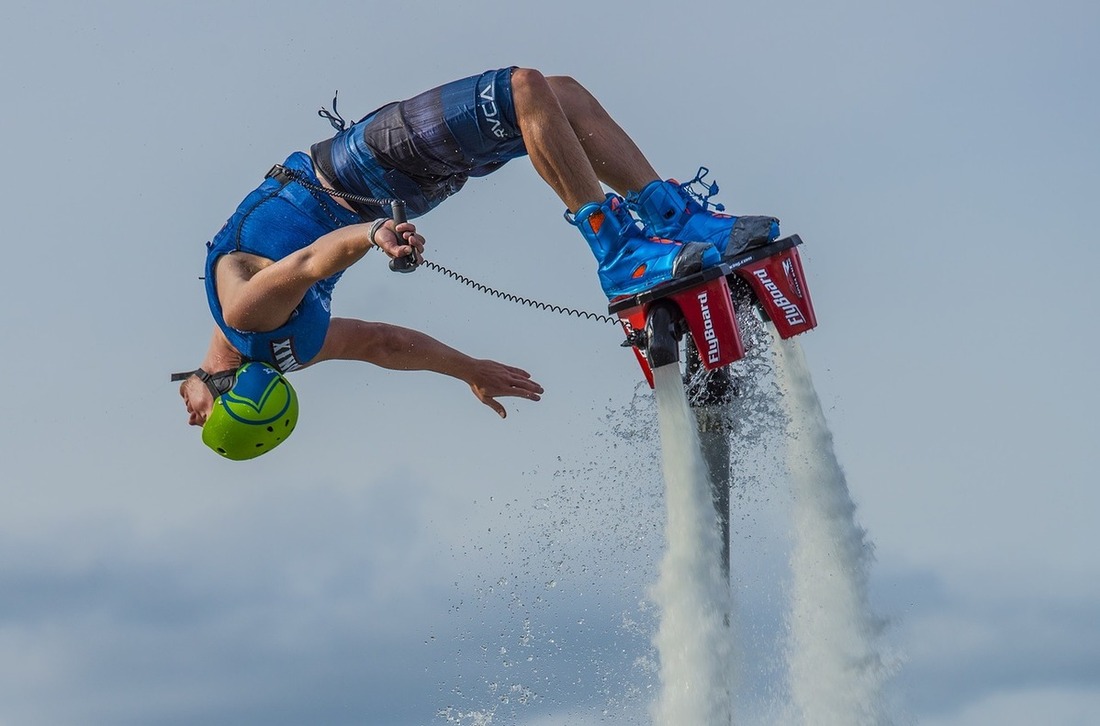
[465, 360, 544, 418]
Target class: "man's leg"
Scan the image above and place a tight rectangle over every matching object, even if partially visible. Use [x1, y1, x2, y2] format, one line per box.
[545, 74, 662, 198]
[524, 71, 780, 261]
[510, 69, 606, 212]
[510, 68, 717, 298]
[511, 70, 658, 210]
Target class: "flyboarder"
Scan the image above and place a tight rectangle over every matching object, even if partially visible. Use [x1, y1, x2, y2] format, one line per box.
[176, 67, 780, 459]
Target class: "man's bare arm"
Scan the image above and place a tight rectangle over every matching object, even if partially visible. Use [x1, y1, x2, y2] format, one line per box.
[313, 317, 544, 418]
[218, 221, 423, 332]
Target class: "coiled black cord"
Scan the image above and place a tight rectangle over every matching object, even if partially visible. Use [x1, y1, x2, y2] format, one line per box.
[280, 166, 619, 326]
[420, 258, 618, 325]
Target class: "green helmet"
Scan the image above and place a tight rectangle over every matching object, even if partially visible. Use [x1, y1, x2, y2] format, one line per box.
[201, 362, 299, 460]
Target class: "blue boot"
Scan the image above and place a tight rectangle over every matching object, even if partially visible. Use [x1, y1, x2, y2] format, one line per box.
[569, 194, 719, 298]
[629, 168, 780, 260]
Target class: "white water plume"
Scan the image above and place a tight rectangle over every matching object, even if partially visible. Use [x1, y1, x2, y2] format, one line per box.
[649, 363, 734, 725]
[775, 338, 893, 726]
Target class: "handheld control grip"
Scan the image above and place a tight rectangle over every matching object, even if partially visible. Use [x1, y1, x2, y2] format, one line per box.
[387, 200, 419, 273]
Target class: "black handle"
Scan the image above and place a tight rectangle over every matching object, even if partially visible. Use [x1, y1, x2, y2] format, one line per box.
[387, 200, 418, 273]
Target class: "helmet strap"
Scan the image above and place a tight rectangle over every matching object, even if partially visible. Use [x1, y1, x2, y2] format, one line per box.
[170, 367, 238, 399]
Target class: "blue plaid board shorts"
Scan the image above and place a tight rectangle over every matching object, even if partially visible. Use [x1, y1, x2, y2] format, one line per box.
[310, 67, 529, 219]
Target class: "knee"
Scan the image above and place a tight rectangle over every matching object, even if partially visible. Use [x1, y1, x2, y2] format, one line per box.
[510, 67, 553, 102]
[512, 69, 595, 115]
[545, 74, 585, 97]
[545, 74, 598, 115]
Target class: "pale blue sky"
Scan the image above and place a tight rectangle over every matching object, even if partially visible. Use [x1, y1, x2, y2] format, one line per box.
[1, 1, 1098, 724]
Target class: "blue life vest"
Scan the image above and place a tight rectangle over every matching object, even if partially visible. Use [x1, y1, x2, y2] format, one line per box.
[204, 152, 361, 372]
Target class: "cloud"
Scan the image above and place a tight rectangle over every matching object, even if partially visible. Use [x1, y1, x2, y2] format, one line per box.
[0, 432, 671, 726]
[876, 568, 1100, 722]
[919, 686, 1100, 726]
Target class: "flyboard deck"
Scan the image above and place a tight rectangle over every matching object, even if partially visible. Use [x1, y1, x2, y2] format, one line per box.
[609, 235, 817, 387]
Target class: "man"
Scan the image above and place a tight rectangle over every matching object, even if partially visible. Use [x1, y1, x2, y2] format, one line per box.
[177, 67, 779, 459]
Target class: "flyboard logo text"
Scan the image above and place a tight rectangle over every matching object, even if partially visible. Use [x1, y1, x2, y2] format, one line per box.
[697, 291, 721, 364]
[270, 338, 303, 373]
[752, 269, 806, 326]
[479, 84, 507, 139]
[782, 257, 804, 299]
